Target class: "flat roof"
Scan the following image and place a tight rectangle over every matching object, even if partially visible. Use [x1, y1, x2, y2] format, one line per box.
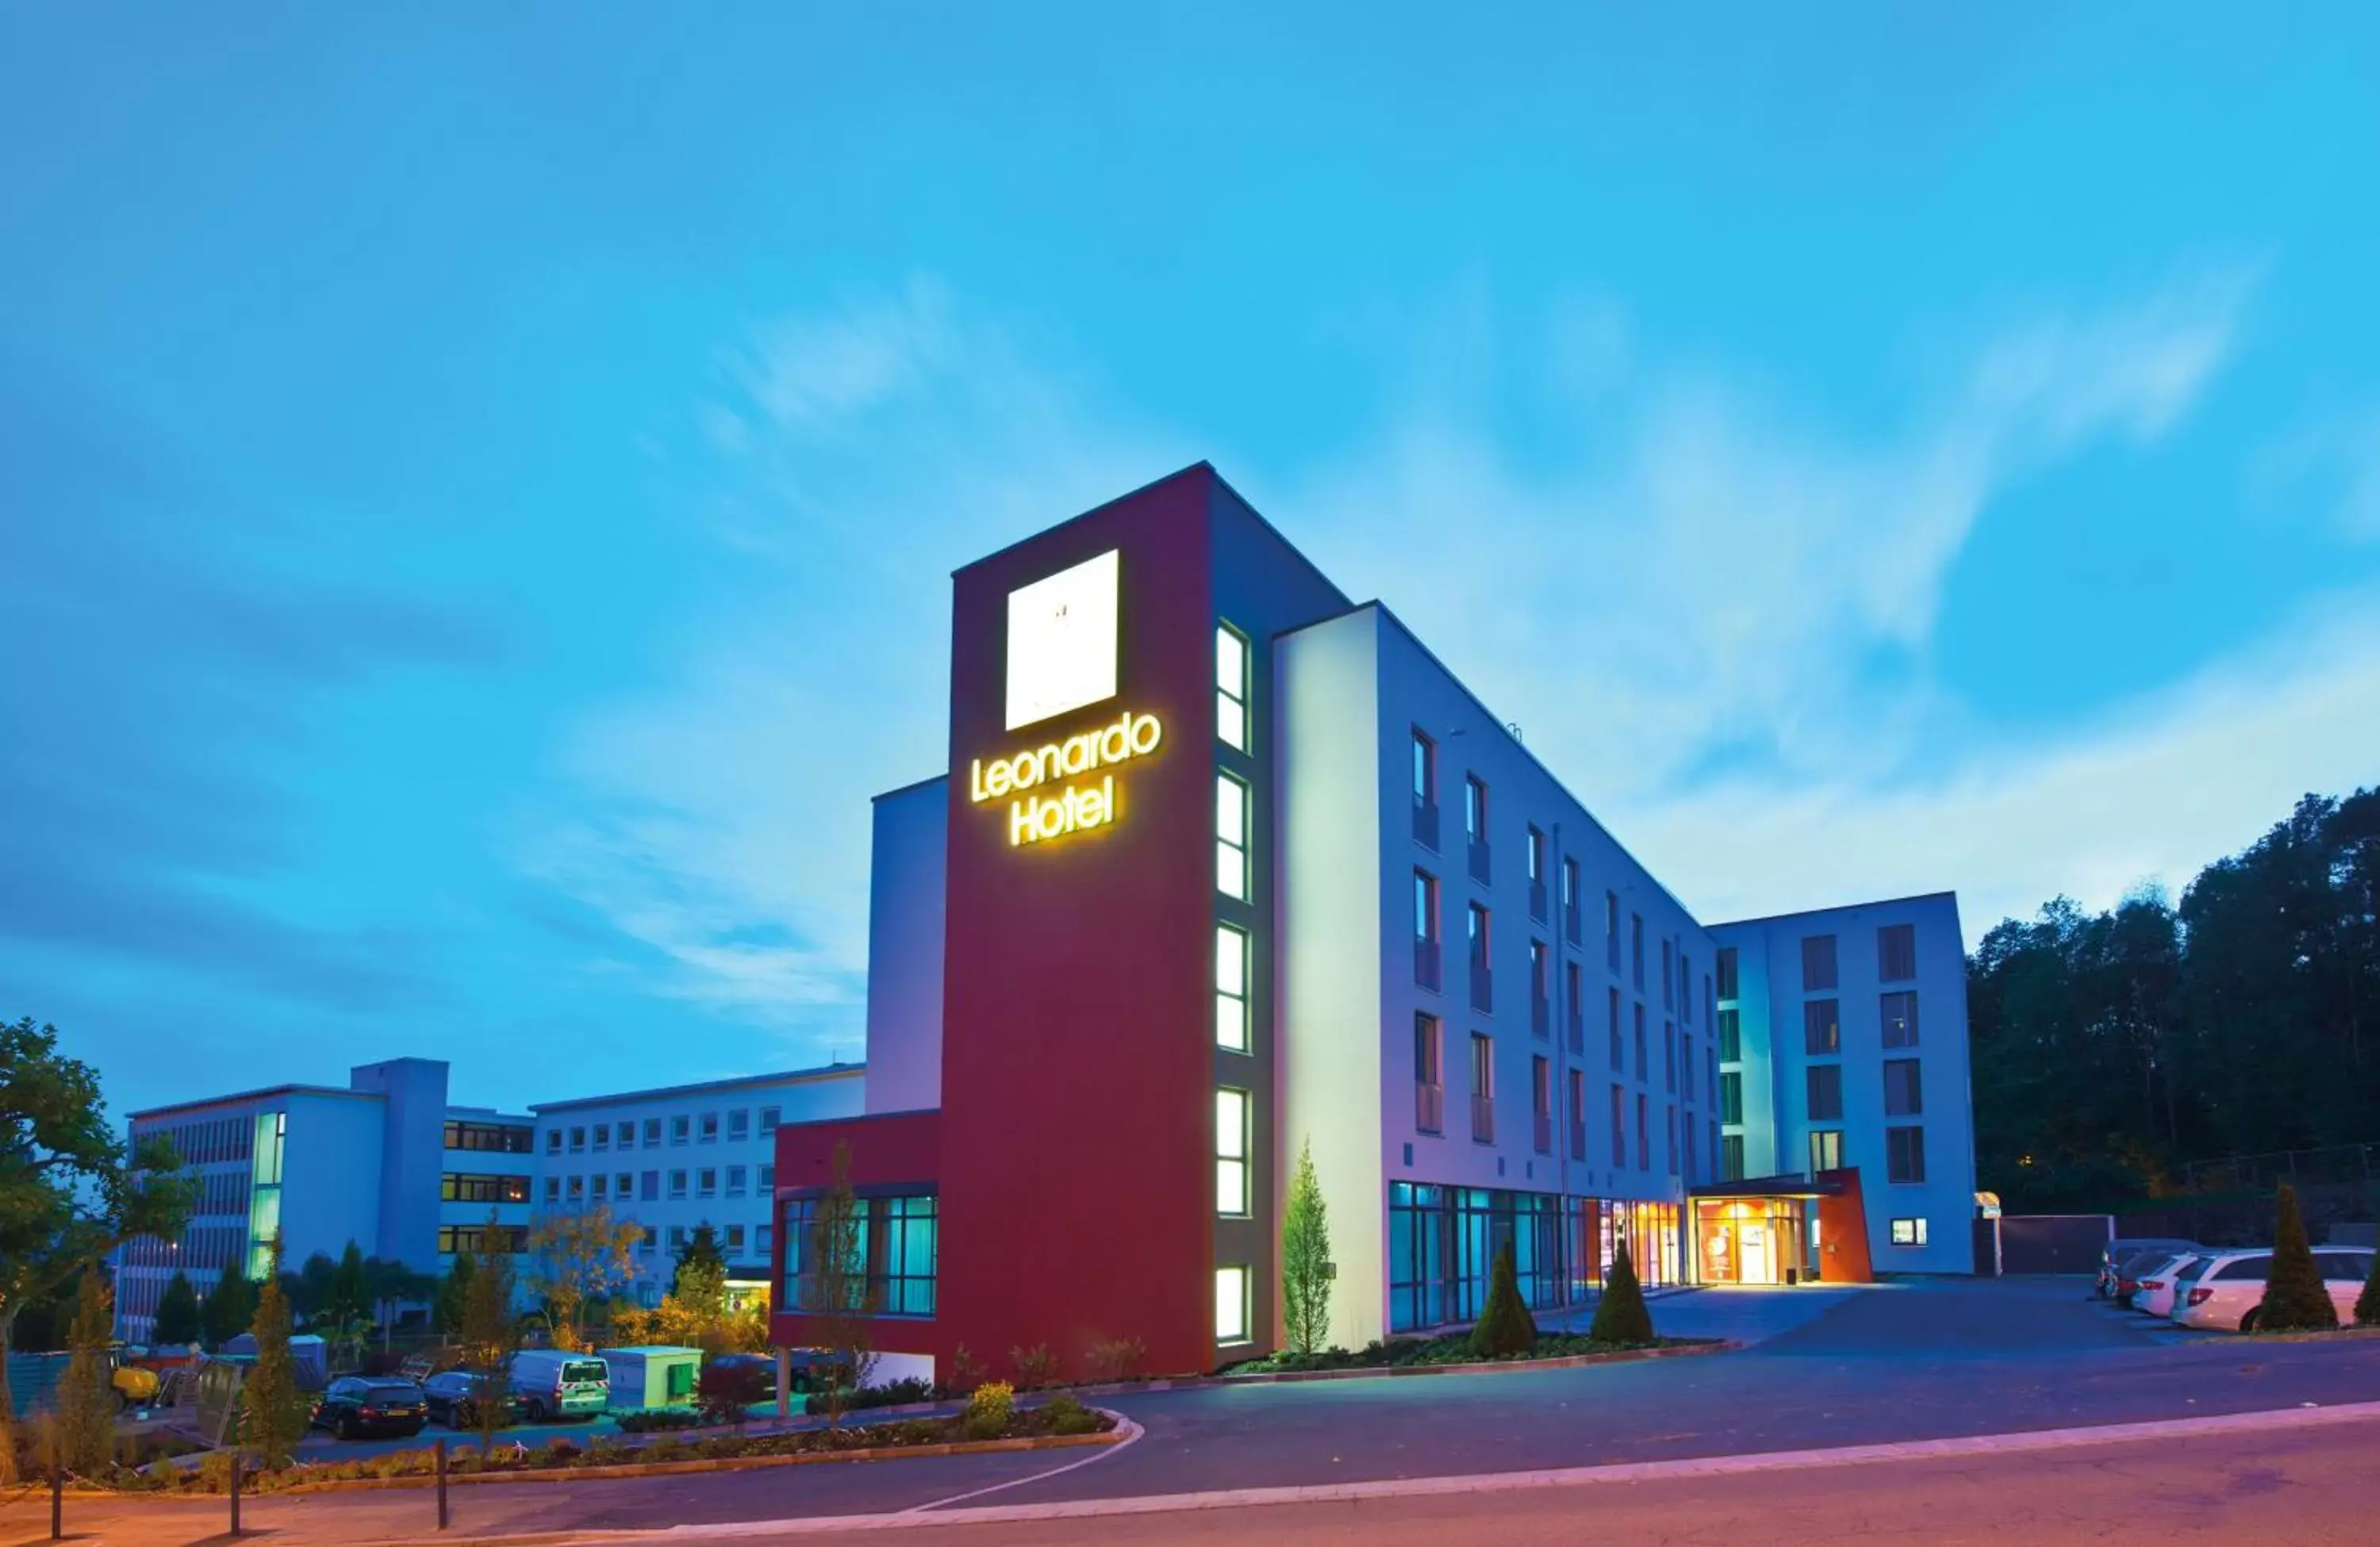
[129, 1084, 377, 1122]
[1706, 890, 1960, 931]
[529, 1062, 864, 1115]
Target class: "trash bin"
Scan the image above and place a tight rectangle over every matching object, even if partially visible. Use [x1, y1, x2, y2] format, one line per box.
[1785, 1268, 1799, 1286]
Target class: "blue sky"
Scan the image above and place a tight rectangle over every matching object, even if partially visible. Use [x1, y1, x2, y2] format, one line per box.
[6, 6, 2378, 1120]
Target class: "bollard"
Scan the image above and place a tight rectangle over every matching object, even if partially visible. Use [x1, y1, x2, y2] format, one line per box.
[50, 1462, 63, 1541]
[436, 1437, 450, 1530]
[229, 1450, 243, 1537]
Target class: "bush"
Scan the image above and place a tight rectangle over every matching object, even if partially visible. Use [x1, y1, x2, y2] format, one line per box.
[950, 1345, 991, 1395]
[1468, 1241, 1537, 1358]
[1009, 1344, 1058, 1389]
[696, 1361, 772, 1426]
[890, 1418, 946, 1445]
[2258, 1184, 2340, 1331]
[2358, 1246, 2380, 1328]
[962, 1380, 1015, 1441]
[640, 1438, 693, 1463]
[1038, 1394, 1100, 1437]
[615, 1407, 707, 1433]
[1588, 1237, 1656, 1345]
[804, 1376, 934, 1416]
[1085, 1336, 1146, 1382]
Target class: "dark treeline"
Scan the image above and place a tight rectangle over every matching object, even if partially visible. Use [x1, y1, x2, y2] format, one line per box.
[1970, 789, 2380, 1207]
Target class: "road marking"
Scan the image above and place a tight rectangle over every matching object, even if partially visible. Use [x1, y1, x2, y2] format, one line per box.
[902, 1414, 1146, 1513]
[620, 1400, 2380, 1539]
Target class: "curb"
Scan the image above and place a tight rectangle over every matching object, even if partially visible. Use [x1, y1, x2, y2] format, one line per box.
[1207, 1338, 1736, 1386]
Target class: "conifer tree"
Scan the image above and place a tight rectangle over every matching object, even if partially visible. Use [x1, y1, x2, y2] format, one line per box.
[56, 1270, 117, 1476]
[153, 1270, 202, 1347]
[1468, 1240, 1537, 1358]
[2255, 1184, 2338, 1331]
[198, 1269, 256, 1349]
[237, 1243, 309, 1468]
[2355, 1246, 2380, 1328]
[1587, 1236, 1656, 1345]
[1280, 1139, 1334, 1353]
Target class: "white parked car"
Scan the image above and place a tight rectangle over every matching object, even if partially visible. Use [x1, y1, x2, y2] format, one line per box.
[2170, 1247, 2376, 1332]
[2132, 1252, 2203, 1319]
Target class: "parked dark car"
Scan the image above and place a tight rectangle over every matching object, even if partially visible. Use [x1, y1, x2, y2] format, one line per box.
[420, 1368, 518, 1429]
[312, 1376, 428, 1440]
[708, 1353, 784, 1397]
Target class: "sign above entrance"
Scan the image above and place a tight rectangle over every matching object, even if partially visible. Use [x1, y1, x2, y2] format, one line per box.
[969, 710, 1163, 846]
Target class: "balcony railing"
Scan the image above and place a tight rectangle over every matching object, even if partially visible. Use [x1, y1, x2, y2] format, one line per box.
[1469, 962, 1493, 1014]
[1416, 1083, 1444, 1134]
[1415, 938, 1441, 992]
[1470, 1095, 1495, 1144]
[1413, 799, 1440, 850]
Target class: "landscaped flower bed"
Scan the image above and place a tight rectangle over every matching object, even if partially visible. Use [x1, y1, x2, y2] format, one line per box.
[51, 1395, 1111, 1495]
[1226, 1331, 1707, 1375]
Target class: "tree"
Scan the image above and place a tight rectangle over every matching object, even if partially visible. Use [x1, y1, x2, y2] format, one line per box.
[1588, 1236, 1656, 1345]
[433, 1250, 477, 1335]
[310, 1241, 374, 1368]
[671, 1223, 730, 1300]
[524, 1203, 642, 1352]
[1467, 1240, 1537, 1359]
[2256, 1184, 2338, 1332]
[800, 1143, 877, 1426]
[56, 1269, 117, 1476]
[1280, 1138, 1333, 1353]
[458, 1223, 522, 1456]
[238, 1242, 310, 1468]
[2355, 1245, 2380, 1328]
[362, 1256, 436, 1344]
[153, 1269, 202, 1347]
[199, 1269, 259, 1349]
[0, 1017, 198, 1484]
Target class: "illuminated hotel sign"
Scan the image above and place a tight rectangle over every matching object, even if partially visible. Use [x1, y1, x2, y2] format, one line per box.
[970, 710, 1164, 845]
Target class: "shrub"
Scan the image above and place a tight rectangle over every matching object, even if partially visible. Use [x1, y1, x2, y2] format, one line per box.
[962, 1380, 1015, 1441]
[696, 1361, 771, 1427]
[1588, 1237, 1656, 1345]
[1038, 1394, 1100, 1437]
[804, 1376, 935, 1416]
[641, 1438, 693, 1464]
[950, 1344, 991, 1396]
[2358, 1246, 2380, 1328]
[2258, 1184, 2340, 1331]
[1084, 1336, 1147, 1383]
[1009, 1344, 1058, 1389]
[532, 1438, 582, 1469]
[696, 1434, 746, 1459]
[615, 1407, 706, 1433]
[1468, 1241, 1537, 1358]
[890, 1418, 946, 1445]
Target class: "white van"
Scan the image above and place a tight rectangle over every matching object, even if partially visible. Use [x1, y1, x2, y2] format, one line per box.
[506, 1350, 611, 1421]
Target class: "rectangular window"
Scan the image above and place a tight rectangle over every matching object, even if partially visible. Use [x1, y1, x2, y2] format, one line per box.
[1722, 1134, 1745, 1181]
[1633, 1003, 1648, 1081]
[670, 1225, 687, 1250]
[726, 1165, 749, 1196]
[1661, 939, 1675, 1010]
[617, 1121, 635, 1150]
[1468, 902, 1492, 1013]
[543, 1176, 560, 1203]
[1880, 990, 1920, 1049]
[566, 1175, 584, 1200]
[1530, 940, 1550, 1038]
[700, 1112, 720, 1143]
[1891, 1217, 1929, 1247]
[1414, 1013, 1445, 1134]
[1532, 1055, 1553, 1154]
[1216, 1088, 1250, 1215]
[726, 1223, 747, 1252]
[644, 1118, 662, 1146]
[1562, 856, 1581, 943]
[1887, 1126, 1926, 1183]
[758, 1163, 775, 1189]
[1664, 1022, 1676, 1092]
[1878, 923, 1917, 983]
[593, 1124, 609, 1152]
[1567, 1069, 1587, 1160]
[1610, 1084, 1627, 1165]
[1413, 869, 1442, 992]
[545, 1127, 562, 1155]
[1680, 953, 1692, 1023]
[1411, 730, 1439, 848]
[591, 1173, 608, 1200]
[1630, 914, 1645, 990]
[1464, 776, 1491, 883]
[1807, 1064, 1844, 1123]
[1884, 1058, 1923, 1117]
[669, 1169, 688, 1200]
[1716, 946, 1738, 1002]
[1564, 961, 1583, 1054]
[1802, 934, 1839, 992]
[1666, 1106, 1678, 1175]
[1606, 892, 1621, 970]
[1718, 1008, 1741, 1063]
[728, 1109, 750, 1141]
[640, 1170, 658, 1200]
[569, 1126, 585, 1153]
[1216, 623, 1250, 753]
[1216, 1265, 1250, 1344]
[697, 1167, 718, 1197]
[757, 1225, 772, 1258]
[1216, 772, 1250, 901]
[616, 1172, 632, 1196]
[1470, 1032, 1495, 1142]
[783, 1192, 939, 1319]
[1803, 999, 1841, 1056]
[1526, 826, 1546, 919]
[1810, 1129, 1844, 1172]
[759, 1106, 781, 1133]
[1607, 988, 1623, 1072]
[1720, 1071, 1745, 1125]
[1636, 1093, 1650, 1170]
[671, 1115, 690, 1146]
[1215, 923, 1251, 1053]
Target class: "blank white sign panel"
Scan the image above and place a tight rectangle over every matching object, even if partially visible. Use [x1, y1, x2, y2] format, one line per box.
[1004, 548, 1120, 731]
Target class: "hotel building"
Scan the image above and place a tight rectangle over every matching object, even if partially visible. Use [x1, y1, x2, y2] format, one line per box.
[770, 463, 1978, 1382]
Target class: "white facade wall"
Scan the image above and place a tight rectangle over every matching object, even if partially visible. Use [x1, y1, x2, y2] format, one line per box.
[532, 1068, 864, 1304]
[1710, 895, 1978, 1274]
[864, 778, 947, 1117]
